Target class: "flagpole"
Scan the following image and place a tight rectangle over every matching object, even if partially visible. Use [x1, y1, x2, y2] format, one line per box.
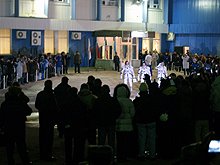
[88, 38, 91, 72]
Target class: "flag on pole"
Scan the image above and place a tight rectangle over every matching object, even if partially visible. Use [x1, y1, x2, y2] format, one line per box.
[88, 38, 91, 60]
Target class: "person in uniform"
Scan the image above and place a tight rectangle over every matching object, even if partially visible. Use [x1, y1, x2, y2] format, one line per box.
[120, 61, 136, 91]
[156, 62, 168, 86]
[137, 62, 151, 83]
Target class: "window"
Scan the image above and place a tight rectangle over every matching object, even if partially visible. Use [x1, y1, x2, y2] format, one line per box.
[19, 0, 48, 18]
[148, 0, 160, 9]
[0, 29, 11, 55]
[50, 0, 70, 3]
[44, 30, 54, 54]
[58, 31, 68, 54]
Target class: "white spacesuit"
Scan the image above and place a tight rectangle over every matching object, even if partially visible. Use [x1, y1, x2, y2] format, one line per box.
[120, 61, 136, 91]
[156, 62, 168, 86]
[137, 63, 151, 83]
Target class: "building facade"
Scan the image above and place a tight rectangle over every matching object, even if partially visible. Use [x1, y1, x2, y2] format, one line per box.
[0, 0, 219, 67]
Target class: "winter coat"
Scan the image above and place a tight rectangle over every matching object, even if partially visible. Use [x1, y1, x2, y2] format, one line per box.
[59, 91, 87, 131]
[210, 76, 220, 112]
[94, 93, 121, 128]
[133, 92, 158, 124]
[74, 52, 81, 64]
[35, 88, 59, 126]
[78, 89, 97, 129]
[116, 86, 135, 132]
[0, 88, 32, 137]
[182, 55, 190, 69]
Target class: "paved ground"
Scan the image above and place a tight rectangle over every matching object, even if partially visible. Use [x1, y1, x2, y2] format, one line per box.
[0, 67, 182, 165]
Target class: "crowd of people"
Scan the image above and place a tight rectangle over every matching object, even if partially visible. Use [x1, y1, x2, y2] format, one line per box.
[0, 51, 82, 89]
[1, 50, 220, 164]
[1, 62, 220, 164]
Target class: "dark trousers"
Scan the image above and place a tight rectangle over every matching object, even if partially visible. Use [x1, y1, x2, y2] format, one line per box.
[114, 63, 120, 72]
[74, 64, 80, 73]
[64, 128, 86, 165]
[116, 131, 133, 160]
[6, 135, 30, 165]
[98, 127, 116, 154]
[87, 128, 97, 145]
[63, 65, 68, 74]
[39, 124, 54, 159]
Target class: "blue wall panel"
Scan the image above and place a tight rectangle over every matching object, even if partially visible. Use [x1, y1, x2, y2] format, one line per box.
[167, 0, 220, 56]
[69, 31, 96, 67]
[167, 34, 220, 55]
[12, 29, 44, 57]
[172, 0, 220, 24]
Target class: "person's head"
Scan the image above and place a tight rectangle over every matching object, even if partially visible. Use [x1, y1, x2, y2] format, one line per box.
[125, 61, 129, 65]
[80, 83, 89, 91]
[12, 81, 20, 88]
[61, 76, 69, 84]
[87, 75, 95, 84]
[113, 83, 130, 98]
[8, 86, 22, 96]
[94, 78, 102, 88]
[139, 82, 148, 94]
[68, 87, 78, 96]
[100, 84, 110, 96]
[44, 80, 53, 90]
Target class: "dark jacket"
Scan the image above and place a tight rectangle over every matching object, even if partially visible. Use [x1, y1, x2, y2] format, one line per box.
[133, 92, 159, 124]
[93, 93, 122, 127]
[35, 88, 59, 126]
[74, 52, 81, 64]
[0, 89, 32, 136]
[59, 88, 87, 131]
[54, 82, 71, 109]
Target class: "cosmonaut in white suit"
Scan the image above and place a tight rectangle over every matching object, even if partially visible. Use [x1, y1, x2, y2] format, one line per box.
[120, 61, 136, 91]
[156, 61, 168, 86]
[137, 63, 151, 83]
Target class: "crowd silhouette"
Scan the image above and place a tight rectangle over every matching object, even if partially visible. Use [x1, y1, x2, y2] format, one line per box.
[0, 66, 220, 165]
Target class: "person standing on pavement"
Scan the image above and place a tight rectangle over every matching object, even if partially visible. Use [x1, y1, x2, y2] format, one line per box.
[93, 84, 122, 155]
[78, 83, 97, 145]
[114, 84, 135, 161]
[0, 85, 33, 165]
[145, 53, 153, 76]
[54, 76, 71, 137]
[35, 80, 59, 161]
[120, 61, 136, 91]
[133, 83, 158, 160]
[59, 87, 87, 165]
[113, 52, 120, 72]
[74, 51, 81, 73]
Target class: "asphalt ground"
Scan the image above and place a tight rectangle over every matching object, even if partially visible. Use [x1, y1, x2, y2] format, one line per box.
[0, 67, 182, 165]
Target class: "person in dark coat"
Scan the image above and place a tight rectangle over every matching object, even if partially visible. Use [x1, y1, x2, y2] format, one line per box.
[133, 83, 159, 160]
[113, 52, 120, 72]
[59, 87, 87, 165]
[73, 51, 81, 73]
[54, 76, 71, 137]
[5, 82, 29, 103]
[78, 83, 97, 145]
[93, 85, 122, 154]
[35, 80, 59, 161]
[157, 79, 178, 159]
[0, 85, 32, 165]
[86, 75, 95, 93]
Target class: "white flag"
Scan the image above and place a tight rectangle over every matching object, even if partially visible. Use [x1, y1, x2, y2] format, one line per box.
[88, 38, 91, 60]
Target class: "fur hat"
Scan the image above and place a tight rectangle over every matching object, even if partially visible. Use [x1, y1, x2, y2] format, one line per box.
[139, 83, 148, 92]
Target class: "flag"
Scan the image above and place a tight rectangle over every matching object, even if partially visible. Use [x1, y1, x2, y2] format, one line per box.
[88, 38, 91, 60]
[104, 37, 108, 59]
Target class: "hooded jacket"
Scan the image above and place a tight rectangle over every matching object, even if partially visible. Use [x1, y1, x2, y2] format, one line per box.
[116, 86, 135, 132]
